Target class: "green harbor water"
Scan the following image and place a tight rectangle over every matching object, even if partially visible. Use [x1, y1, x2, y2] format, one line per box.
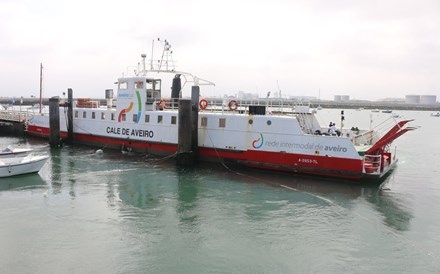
[1, 109, 440, 273]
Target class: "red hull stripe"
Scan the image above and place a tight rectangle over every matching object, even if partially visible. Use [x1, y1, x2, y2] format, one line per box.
[26, 126, 363, 179]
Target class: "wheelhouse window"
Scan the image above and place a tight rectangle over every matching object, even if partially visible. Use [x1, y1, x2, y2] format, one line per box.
[171, 116, 177, 125]
[92, 112, 96, 119]
[135, 81, 144, 89]
[83, 111, 87, 118]
[121, 113, 126, 121]
[157, 115, 163, 124]
[133, 114, 138, 122]
[119, 82, 128, 90]
[74, 111, 78, 118]
[145, 114, 150, 123]
[101, 113, 105, 120]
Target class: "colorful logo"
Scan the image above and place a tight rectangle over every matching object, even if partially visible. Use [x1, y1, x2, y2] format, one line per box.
[118, 90, 142, 123]
[252, 133, 264, 149]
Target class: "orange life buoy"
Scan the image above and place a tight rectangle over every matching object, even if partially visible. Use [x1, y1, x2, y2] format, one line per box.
[199, 98, 208, 110]
[158, 99, 168, 110]
[228, 100, 238, 111]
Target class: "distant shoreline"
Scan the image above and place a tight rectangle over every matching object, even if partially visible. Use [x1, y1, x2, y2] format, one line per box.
[1, 97, 439, 111]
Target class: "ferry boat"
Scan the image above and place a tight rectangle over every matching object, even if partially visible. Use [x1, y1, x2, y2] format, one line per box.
[25, 40, 416, 180]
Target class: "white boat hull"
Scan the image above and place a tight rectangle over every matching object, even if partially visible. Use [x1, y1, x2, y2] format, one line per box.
[0, 155, 49, 178]
[0, 147, 33, 158]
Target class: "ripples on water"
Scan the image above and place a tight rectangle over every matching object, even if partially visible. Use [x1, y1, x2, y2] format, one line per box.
[1, 110, 440, 273]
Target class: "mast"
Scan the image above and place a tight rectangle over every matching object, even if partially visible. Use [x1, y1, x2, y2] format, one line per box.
[150, 39, 154, 70]
[39, 63, 43, 113]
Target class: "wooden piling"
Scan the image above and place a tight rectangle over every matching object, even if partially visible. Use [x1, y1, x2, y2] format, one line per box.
[191, 86, 199, 162]
[66, 88, 74, 143]
[49, 97, 61, 147]
[177, 99, 194, 166]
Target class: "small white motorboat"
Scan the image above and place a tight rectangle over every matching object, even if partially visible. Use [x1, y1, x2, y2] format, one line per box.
[0, 155, 49, 177]
[0, 146, 33, 158]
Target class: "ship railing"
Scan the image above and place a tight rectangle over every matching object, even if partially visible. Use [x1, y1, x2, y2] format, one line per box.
[363, 154, 382, 174]
[156, 98, 311, 115]
[0, 109, 30, 123]
[353, 130, 376, 146]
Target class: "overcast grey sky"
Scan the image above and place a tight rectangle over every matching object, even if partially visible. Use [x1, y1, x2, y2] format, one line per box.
[1, 0, 439, 100]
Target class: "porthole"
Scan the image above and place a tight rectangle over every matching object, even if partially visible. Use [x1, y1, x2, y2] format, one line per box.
[248, 119, 253, 125]
[267, 120, 272, 126]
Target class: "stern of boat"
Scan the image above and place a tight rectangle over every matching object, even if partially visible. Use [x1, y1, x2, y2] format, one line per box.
[361, 119, 416, 179]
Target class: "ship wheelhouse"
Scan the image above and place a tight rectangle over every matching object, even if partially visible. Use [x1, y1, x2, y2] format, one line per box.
[116, 77, 163, 112]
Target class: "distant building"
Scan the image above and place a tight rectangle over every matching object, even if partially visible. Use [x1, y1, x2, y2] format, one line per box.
[405, 95, 437, 104]
[334, 95, 350, 102]
[237, 91, 258, 100]
[288, 95, 316, 101]
[420, 95, 437, 104]
[405, 95, 420, 104]
[377, 98, 405, 103]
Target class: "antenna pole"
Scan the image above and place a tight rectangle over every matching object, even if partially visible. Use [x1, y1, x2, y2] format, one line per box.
[150, 39, 154, 70]
[277, 80, 281, 99]
[39, 63, 43, 114]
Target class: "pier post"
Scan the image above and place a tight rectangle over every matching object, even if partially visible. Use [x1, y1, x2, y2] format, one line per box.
[177, 99, 194, 166]
[191, 86, 199, 162]
[66, 88, 74, 144]
[49, 97, 61, 148]
[171, 74, 181, 108]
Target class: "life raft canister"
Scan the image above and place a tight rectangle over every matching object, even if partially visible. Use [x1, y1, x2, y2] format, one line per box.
[199, 98, 208, 110]
[228, 100, 238, 111]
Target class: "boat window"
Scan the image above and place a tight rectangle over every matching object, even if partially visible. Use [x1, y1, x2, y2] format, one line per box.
[171, 116, 177, 125]
[121, 113, 126, 121]
[146, 81, 153, 90]
[74, 111, 78, 118]
[119, 82, 128, 90]
[83, 111, 87, 118]
[111, 113, 115, 121]
[145, 114, 150, 123]
[101, 113, 105, 120]
[135, 81, 144, 89]
[248, 119, 253, 125]
[267, 120, 272, 126]
[133, 114, 138, 122]
[201, 117, 208, 127]
[158, 115, 163, 124]
[219, 118, 226, 128]
[154, 79, 161, 91]
[92, 112, 96, 119]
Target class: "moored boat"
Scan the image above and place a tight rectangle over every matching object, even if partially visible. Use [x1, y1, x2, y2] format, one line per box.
[0, 146, 33, 158]
[25, 41, 416, 181]
[0, 154, 49, 177]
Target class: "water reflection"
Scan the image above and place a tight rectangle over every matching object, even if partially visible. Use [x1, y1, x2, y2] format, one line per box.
[118, 177, 162, 209]
[195, 164, 413, 232]
[21, 136, 414, 235]
[98, 150, 413, 232]
[0, 173, 46, 191]
[176, 167, 201, 233]
[49, 147, 63, 194]
[363, 175, 413, 231]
